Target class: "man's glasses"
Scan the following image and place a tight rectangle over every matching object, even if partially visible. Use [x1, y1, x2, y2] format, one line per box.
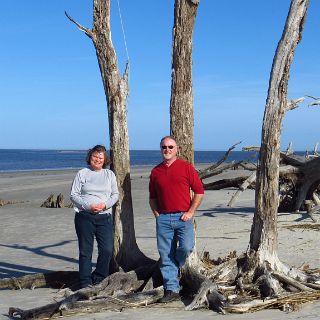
[161, 145, 175, 150]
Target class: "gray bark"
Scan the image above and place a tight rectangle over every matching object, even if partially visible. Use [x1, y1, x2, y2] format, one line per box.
[250, 0, 309, 265]
[170, 0, 199, 164]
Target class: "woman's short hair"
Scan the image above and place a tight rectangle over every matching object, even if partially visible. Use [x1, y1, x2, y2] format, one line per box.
[86, 145, 110, 168]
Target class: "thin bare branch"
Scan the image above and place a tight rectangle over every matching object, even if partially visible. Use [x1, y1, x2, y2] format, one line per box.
[227, 172, 256, 207]
[197, 142, 242, 179]
[306, 95, 320, 106]
[65, 11, 93, 38]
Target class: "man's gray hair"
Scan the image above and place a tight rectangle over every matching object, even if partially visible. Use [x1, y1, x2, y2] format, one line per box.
[160, 136, 177, 147]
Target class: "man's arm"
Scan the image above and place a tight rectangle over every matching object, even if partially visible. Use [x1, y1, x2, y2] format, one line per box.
[149, 198, 160, 217]
[181, 193, 204, 221]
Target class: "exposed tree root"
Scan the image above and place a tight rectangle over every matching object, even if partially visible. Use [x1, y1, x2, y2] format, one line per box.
[184, 251, 320, 314]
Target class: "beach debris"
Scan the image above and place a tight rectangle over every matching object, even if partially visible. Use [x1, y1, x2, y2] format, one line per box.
[0, 199, 20, 206]
[284, 223, 320, 231]
[40, 194, 55, 208]
[201, 146, 320, 223]
[40, 194, 73, 208]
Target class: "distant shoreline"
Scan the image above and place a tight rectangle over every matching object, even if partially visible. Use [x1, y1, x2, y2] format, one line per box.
[0, 163, 213, 176]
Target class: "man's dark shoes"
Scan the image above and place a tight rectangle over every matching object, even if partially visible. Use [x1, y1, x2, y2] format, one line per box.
[159, 290, 180, 303]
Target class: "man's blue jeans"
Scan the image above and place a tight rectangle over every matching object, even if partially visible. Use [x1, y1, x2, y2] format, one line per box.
[75, 211, 113, 288]
[156, 212, 194, 293]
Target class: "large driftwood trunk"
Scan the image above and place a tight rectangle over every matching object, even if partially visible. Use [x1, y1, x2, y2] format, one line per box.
[66, 0, 150, 271]
[168, 0, 226, 310]
[170, 0, 199, 164]
[251, 0, 309, 266]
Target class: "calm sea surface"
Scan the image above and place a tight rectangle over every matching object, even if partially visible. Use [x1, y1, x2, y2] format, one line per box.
[0, 149, 261, 172]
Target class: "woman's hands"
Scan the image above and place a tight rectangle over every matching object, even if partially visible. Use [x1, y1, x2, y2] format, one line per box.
[90, 203, 106, 213]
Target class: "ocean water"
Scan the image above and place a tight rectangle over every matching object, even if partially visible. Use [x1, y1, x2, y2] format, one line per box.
[0, 149, 260, 172]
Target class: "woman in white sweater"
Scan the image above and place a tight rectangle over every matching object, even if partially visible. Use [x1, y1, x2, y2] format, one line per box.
[70, 145, 119, 288]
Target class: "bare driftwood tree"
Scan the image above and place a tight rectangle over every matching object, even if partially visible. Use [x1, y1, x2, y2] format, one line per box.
[170, 0, 199, 164]
[64, 0, 150, 271]
[233, 0, 318, 308]
[169, 0, 202, 285]
[169, 0, 229, 311]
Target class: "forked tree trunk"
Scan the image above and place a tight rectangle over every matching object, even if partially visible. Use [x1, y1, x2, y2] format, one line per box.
[66, 0, 150, 271]
[250, 0, 309, 267]
[170, 0, 199, 164]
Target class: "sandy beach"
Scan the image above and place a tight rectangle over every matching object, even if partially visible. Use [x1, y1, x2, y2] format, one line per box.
[0, 166, 319, 319]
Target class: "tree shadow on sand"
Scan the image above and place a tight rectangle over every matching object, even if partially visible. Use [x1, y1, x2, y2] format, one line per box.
[0, 240, 78, 278]
[278, 211, 318, 222]
[197, 206, 255, 218]
[0, 262, 54, 278]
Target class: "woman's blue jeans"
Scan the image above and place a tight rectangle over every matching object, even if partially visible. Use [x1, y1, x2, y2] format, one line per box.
[75, 211, 113, 288]
[156, 212, 194, 293]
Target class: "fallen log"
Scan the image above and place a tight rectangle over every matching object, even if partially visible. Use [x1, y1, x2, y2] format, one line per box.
[0, 271, 79, 290]
[204, 176, 249, 190]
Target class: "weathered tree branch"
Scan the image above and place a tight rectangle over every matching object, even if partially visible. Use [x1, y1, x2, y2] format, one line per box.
[64, 11, 93, 38]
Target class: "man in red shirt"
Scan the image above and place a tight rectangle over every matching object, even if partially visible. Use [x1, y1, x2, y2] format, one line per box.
[149, 136, 204, 303]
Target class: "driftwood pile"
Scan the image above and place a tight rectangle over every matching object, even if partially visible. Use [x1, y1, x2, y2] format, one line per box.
[7, 264, 163, 319]
[198, 143, 320, 222]
[3, 250, 319, 319]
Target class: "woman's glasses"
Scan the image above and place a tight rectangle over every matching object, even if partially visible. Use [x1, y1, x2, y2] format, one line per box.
[161, 145, 175, 150]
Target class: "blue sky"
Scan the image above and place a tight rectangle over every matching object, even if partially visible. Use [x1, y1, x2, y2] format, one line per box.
[1, 0, 319, 151]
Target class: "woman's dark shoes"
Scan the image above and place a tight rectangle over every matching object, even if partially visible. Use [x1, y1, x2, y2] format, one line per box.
[159, 290, 180, 303]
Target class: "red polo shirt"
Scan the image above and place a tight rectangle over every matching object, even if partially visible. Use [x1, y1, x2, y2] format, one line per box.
[149, 159, 204, 213]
